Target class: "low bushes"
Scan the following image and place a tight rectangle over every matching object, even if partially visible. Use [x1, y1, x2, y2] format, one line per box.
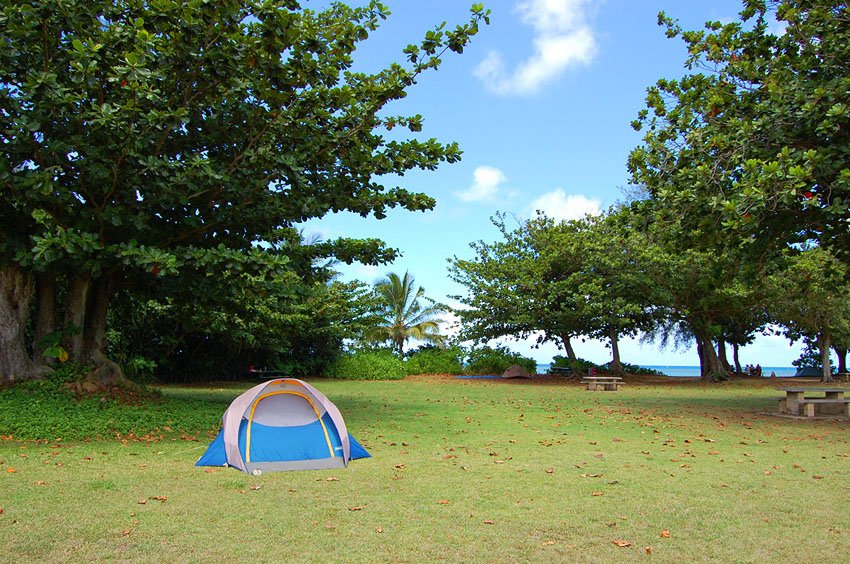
[322, 350, 406, 380]
[405, 346, 464, 375]
[464, 346, 537, 375]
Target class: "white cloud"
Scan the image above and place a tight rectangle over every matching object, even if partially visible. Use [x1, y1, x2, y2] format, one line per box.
[456, 165, 508, 202]
[526, 188, 601, 221]
[475, 0, 597, 95]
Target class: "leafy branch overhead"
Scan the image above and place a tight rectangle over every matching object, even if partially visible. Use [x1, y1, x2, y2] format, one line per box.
[0, 0, 489, 383]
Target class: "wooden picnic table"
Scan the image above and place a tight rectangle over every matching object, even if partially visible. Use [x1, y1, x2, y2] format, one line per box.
[776, 387, 850, 417]
[580, 376, 623, 391]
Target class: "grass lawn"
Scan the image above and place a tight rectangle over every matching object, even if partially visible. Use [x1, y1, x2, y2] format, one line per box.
[2, 376, 849, 562]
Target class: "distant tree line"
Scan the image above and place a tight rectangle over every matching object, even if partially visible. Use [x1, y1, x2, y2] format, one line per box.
[451, 0, 850, 382]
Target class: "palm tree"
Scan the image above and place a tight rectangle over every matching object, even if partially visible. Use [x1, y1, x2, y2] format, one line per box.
[366, 271, 446, 356]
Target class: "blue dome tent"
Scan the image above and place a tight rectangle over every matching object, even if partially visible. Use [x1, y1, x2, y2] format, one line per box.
[197, 378, 369, 473]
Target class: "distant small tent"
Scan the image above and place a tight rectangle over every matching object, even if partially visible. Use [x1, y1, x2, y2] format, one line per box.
[502, 364, 532, 379]
[197, 378, 369, 473]
[793, 366, 823, 378]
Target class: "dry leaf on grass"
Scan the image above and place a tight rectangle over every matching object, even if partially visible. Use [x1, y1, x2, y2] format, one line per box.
[137, 499, 148, 505]
[375, 527, 384, 533]
[645, 546, 653, 554]
[250, 484, 261, 490]
[348, 506, 363, 511]
[149, 496, 167, 502]
[326, 476, 339, 481]
[6, 468, 16, 473]
[483, 520, 494, 525]
[612, 539, 631, 547]
[660, 529, 671, 538]
[438, 500, 449, 505]
[545, 467, 554, 474]
[591, 492, 604, 497]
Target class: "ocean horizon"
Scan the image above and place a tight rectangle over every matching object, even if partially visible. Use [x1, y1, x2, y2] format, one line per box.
[535, 364, 799, 378]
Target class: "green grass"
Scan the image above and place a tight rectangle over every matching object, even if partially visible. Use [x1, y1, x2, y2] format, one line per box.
[1, 377, 849, 562]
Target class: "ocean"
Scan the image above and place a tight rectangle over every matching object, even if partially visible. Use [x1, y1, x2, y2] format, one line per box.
[535, 364, 799, 378]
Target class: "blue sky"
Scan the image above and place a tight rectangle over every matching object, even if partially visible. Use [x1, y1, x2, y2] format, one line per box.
[303, 0, 803, 367]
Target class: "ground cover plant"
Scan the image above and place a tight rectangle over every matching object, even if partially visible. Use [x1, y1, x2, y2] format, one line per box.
[2, 377, 848, 562]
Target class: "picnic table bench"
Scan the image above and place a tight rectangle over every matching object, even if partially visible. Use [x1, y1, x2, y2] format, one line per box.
[776, 388, 850, 417]
[580, 376, 623, 391]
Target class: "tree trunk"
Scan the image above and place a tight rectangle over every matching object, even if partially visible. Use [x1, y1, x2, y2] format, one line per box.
[608, 328, 623, 375]
[833, 347, 847, 374]
[64, 273, 91, 362]
[560, 334, 577, 361]
[693, 326, 722, 380]
[818, 332, 833, 383]
[32, 271, 57, 363]
[716, 338, 731, 373]
[732, 342, 742, 374]
[0, 265, 36, 383]
[695, 337, 704, 377]
[82, 274, 118, 364]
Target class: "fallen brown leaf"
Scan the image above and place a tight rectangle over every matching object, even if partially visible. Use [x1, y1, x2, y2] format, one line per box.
[545, 467, 554, 474]
[326, 476, 339, 481]
[483, 520, 494, 525]
[592, 492, 604, 497]
[348, 506, 363, 511]
[375, 527, 384, 533]
[149, 496, 167, 502]
[122, 528, 132, 537]
[6, 468, 16, 473]
[250, 484, 261, 490]
[612, 539, 631, 547]
[438, 500, 449, 505]
[660, 529, 671, 538]
[645, 546, 653, 554]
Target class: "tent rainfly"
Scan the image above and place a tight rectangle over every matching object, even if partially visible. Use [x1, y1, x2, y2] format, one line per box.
[197, 378, 369, 473]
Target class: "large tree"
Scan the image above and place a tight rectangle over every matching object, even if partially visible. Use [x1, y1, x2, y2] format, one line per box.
[766, 247, 850, 382]
[449, 211, 658, 372]
[629, 0, 850, 260]
[0, 0, 489, 383]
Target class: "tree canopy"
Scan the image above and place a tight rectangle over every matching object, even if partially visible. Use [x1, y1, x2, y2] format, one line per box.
[0, 0, 489, 383]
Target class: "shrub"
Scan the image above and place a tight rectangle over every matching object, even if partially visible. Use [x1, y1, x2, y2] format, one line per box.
[323, 350, 407, 380]
[550, 355, 596, 374]
[551, 356, 664, 376]
[464, 346, 537, 375]
[405, 346, 463, 375]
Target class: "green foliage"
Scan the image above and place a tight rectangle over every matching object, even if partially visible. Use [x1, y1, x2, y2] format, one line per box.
[404, 346, 463, 375]
[0, 0, 488, 381]
[550, 355, 596, 373]
[615, 362, 664, 376]
[364, 271, 446, 356]
[551, 355, 663, 376]
[0, 378, 217, 441]
[449, 212, 660, 371]
[630, 0, 850, 257]
[463, 346, 536, 375]
[323, 349, 406, 380]
[124, 356, 158, 384]
[42, 362, 89, 386]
